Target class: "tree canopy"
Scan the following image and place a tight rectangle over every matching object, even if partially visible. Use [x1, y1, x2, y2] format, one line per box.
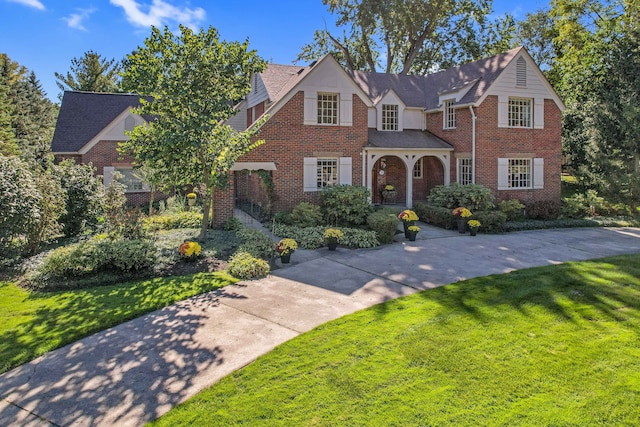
[55, 50, 121, 96]
[297, 0, 497, 74]
[120, 25, 267, 239]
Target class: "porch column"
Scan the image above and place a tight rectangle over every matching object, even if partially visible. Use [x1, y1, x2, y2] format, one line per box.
[405, 165, 413, 208]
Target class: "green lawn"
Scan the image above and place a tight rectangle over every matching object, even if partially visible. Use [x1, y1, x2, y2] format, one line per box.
[153, 255, 640, 426]
[0, 272, 236, 374]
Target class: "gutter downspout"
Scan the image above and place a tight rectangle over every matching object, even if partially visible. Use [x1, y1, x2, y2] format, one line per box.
[469, 105, 476, 184]
[361, 149, 368, 203]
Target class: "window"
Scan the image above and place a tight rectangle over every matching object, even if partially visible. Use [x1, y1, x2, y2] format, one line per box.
[116, 168, 144, 191]
[508, 98, 532, 128]
[507, 159, 531, 189]
[317, 158, 338, 188]
[317, 93, 338, 125]
[382, 104, 398, 131]
[444, 99, 456, 129]
[457, 158, 472, 185]
[413, 158, 423, 179]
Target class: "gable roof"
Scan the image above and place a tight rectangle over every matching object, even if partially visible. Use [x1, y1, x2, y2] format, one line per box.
[51, 91, 148, 153]
[349, 46, 524, 109]
[260, 63, 308, 103]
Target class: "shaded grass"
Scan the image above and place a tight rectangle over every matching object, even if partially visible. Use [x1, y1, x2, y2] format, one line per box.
[0, 271, 236, 374]
[152, 255, 640, 426]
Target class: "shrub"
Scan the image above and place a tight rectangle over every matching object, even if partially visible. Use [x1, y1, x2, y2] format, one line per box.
[320, 185, 372, 226]
[39, 238, 156, 279]
[223, 217, 243, 231]
[499, 199, 525, 221]
[272, 223, 379, 249]
[236, 226, 275, 260]
[0, 157, 41, 256]
[228, 251, 270, 279]
[272, 211, 292, 225]
[526, 200, 561, 220]
[427, 183, 495, 211]
[290, 202, 323, 227]
[340, 228, 380, 248]
[25, 168, 67, 255]
[367, 212, 399, 244]
[56, 159, 103, 237]
[560, 190, 625, 218]
[143, 212, 203, 231]
[414, 203, 454, 229]
[471, 211, 507, 233]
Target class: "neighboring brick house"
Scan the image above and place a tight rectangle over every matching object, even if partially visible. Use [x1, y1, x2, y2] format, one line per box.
[220, 46, 564, 226]
[50, 91, 154, 205]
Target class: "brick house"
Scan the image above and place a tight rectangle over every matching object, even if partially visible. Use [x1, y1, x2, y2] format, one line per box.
[51, 47, 564, 226]
[218, 46, 564, 226]
[50, 91, 155, 205]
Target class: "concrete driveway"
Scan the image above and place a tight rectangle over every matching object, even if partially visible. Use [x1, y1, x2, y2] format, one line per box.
[1, 226, 640, 427]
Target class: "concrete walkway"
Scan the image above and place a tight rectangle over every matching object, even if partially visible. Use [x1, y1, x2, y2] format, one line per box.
[2, 224, 640, 426]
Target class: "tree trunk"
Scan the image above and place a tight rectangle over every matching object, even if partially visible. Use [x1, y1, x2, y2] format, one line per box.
[198, 162, 211, 242]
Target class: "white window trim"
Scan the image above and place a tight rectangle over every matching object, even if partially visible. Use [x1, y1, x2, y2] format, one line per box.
[381, 104, 399, 131]
[508, 97, 533, 128]
[457, 158, 472, 185]
[317, 93, 339, 126]
[303, 157, 352, 192]
[103, 166, 149, 193]
[497, 157, 544, 190]
[413, 158, 423, 179]
[443, 99, 456, 129]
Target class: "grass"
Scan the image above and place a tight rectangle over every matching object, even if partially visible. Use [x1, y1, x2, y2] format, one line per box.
[0, 271, 236, 374]
[152, 254, 640, 426]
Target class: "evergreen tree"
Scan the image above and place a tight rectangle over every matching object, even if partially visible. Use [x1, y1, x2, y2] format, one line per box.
[55, 50, 121, 96]
[0, 72, 18, 156]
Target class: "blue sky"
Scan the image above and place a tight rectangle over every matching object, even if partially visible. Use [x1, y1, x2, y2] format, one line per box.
[0, 0, 548, 102]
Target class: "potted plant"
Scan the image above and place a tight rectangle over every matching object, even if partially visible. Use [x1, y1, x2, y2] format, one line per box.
[398, 209, 419, 237]
[381, 184, 397, 203]
[407, 225, 420, 241]
[323, 228, 344, 251]
[275, 238, 298, 263]
[468, 219, 481, 236]
[186, 192, 197, 207]
[452, 207, 472, 233]
[178, 240, 201, 262]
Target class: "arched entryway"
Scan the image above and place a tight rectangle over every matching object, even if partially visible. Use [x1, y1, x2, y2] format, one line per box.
[371, 156, 407, 204]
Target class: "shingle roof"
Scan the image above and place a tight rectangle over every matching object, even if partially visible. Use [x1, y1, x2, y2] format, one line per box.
[51, 91, 147, 153]
[368, 129, 453, 150]
[261, 63, 308, 103]
[350, 46, 523, 109]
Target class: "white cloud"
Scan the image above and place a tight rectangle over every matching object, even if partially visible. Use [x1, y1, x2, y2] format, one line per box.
[7, 0, 45, 10]
[63, 8, 95, 31]
[109, 0, 205, 29]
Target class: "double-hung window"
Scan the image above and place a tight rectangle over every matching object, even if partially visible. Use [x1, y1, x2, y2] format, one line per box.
[382, 104, 398, 131]
[457, 158, 472, 185]
[317, 158, 338, 188]
[508, 98, 532, 128]
[444, 99, 456, 129]
[317, 93, 338, 125]
[507, 159, 531, 188]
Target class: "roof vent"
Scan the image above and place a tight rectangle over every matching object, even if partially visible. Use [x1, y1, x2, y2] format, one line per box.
[516, 57, 527, 87]
[309, 60, 317, 68]
[297, 68, 305, 74]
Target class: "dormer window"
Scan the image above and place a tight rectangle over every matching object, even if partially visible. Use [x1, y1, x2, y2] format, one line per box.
[317, 93, 338, 125]
[443, 99, 456, 129]
[381, 104, 398, 131]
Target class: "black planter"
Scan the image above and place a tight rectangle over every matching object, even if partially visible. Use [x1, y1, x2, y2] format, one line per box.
[470, 228, 478, 236]
[403, 220, 415, 238]
[407, 230, 417, 241]
[327, 240, 338, 251]
[457, 218, 467, 234]
[280, 253, 291, 264]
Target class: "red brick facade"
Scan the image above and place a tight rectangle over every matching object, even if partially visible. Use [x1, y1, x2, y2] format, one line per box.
[228, 91, 369, 214]
[426, 96, 562, 205]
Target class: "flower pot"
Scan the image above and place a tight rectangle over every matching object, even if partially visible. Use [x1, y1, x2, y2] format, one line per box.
[457, 218, 467, 234]
[327, 239, 338, 251]
[188, 198, 196, 206]
[403, 220, 415, 238]
[407, 230, 417, 241]
[470, 228, 478, 236]
[280, 253, 291, 264]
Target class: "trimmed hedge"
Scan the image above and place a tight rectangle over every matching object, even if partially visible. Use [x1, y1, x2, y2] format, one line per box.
[143, 211, 204, 231]
[413, 202, 506, 233]
[272, 223, 379, 249]
[228, 251, 270, 279]
[367, 211, 400, 244]
[470, 211, 507, 234]
[427, 183, 495, 211]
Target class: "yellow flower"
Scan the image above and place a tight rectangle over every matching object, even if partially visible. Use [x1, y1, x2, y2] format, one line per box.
[324, 228, 344, 240]
[179, 241, 201, 258]
[275, 238, 298, 255]
[468, 219, 481, 228]
[187, 192, 197, 199]
[398, 209, 419, 221]
[453, 207, 472, 218]
[384, 185, 394, 191]
[408, 225, 420, 232]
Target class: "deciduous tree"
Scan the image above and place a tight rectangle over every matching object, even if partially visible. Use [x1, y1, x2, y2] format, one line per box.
[120, 25, 267, 240]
